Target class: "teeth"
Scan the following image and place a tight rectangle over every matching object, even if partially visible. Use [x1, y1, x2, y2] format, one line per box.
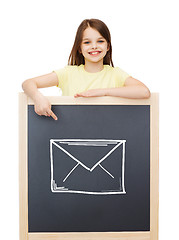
[90, 51, 100, 55]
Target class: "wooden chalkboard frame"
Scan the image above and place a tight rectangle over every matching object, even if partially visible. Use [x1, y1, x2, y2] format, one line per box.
[19, 93, 159, 240]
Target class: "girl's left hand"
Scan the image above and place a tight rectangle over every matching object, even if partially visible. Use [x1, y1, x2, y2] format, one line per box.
[74, 89, 106, 98]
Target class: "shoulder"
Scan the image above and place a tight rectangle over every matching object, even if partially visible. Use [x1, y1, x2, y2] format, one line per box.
[54, 65, 81, 79]
[113, 66, 127, 73]
[103, 65, 126, 73]
[103, 65, 113, 72]
[54, 65, 80, 74]
[112, 66, 130, 78]
[64, 65, 82, 72]
[107, 66, 130, 86]
[103, 65, 128, 75]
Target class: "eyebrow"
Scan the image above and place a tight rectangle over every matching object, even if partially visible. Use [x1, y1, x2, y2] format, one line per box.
[82, 37, 105, 41]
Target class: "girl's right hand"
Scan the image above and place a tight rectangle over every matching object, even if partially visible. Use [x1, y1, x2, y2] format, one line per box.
[22, 72, 59, 120]
[34, 93, 58, 120]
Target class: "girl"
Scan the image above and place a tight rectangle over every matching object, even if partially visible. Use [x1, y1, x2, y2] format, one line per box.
[22, 19, 150, 120]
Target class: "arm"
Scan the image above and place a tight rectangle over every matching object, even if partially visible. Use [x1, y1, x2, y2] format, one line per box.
[105, 77, 151, 99]
[22, 72, 59, 120]
[74, 77, 151, 99]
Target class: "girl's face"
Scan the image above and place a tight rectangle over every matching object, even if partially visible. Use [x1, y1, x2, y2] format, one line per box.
[80, 27, 109, 65]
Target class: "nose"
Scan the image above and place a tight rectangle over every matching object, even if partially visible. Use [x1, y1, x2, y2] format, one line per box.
[91, 42, 97, 49]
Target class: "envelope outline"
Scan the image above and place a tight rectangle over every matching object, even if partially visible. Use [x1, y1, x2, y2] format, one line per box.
[50, 139, 126, 195]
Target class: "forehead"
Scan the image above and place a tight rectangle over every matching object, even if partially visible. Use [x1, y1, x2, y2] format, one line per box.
[82, 27, 103, 39]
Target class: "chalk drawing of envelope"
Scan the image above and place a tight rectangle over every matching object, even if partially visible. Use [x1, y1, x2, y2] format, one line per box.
[50, 139, 126, 195]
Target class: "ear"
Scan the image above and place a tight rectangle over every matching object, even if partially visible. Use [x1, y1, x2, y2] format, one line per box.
[107, 43, 110, 51]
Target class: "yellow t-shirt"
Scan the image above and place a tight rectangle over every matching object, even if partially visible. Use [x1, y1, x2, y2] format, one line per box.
[54, 64, 130, 96]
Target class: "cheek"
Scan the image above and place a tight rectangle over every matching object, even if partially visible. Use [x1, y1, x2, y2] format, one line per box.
[83, 45, 89, 50]
[101, 46, 108, 55]
[82, 47, 89, 55]
[104, 43, 109, 51]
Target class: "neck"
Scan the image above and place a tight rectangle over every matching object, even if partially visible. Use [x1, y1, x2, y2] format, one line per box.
[84, 61, 104, 73]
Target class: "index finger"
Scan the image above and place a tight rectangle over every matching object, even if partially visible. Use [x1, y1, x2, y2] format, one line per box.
[50, 110, 58, 120]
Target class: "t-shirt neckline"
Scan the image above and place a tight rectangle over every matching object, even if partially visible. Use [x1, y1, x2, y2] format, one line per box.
[80, 64, 107, 74]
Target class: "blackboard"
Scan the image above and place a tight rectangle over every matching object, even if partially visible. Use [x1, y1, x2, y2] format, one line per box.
[28, 104, 150, 232]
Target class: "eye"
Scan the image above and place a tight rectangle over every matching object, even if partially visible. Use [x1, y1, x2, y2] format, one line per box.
[83, 41, 90, 44]
[98, 40, 104, 43]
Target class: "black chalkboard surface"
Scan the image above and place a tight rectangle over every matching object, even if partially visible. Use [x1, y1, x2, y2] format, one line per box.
[28, 105, 150, 232]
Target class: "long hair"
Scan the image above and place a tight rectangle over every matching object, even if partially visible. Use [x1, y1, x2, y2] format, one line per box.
[68, 19, 114, 67]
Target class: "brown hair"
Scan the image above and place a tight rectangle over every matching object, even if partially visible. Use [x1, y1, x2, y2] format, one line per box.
[68, 19, 114, 67]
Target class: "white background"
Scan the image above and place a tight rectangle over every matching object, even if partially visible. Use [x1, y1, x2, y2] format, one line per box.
[0, 0, 179, 239]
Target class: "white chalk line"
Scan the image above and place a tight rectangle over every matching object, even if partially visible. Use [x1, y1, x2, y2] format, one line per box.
[63, 163, 79, 182]
[90, 141, 123, 171]
[99, 164, 114, 179]
[50, 139, 126, 195]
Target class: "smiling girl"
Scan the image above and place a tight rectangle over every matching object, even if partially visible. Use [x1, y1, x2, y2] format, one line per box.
[22, 19, 150, 120]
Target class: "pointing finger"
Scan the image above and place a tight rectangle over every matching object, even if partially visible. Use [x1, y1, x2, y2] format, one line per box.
[50, 110, 58, 120]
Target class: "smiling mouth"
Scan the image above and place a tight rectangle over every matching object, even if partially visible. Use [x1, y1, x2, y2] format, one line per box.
[88, 51, 102, 55]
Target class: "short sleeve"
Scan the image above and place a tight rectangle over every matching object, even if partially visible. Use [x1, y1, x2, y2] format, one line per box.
[114, 67, 130, 87]
[53, 67, 68, 89]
